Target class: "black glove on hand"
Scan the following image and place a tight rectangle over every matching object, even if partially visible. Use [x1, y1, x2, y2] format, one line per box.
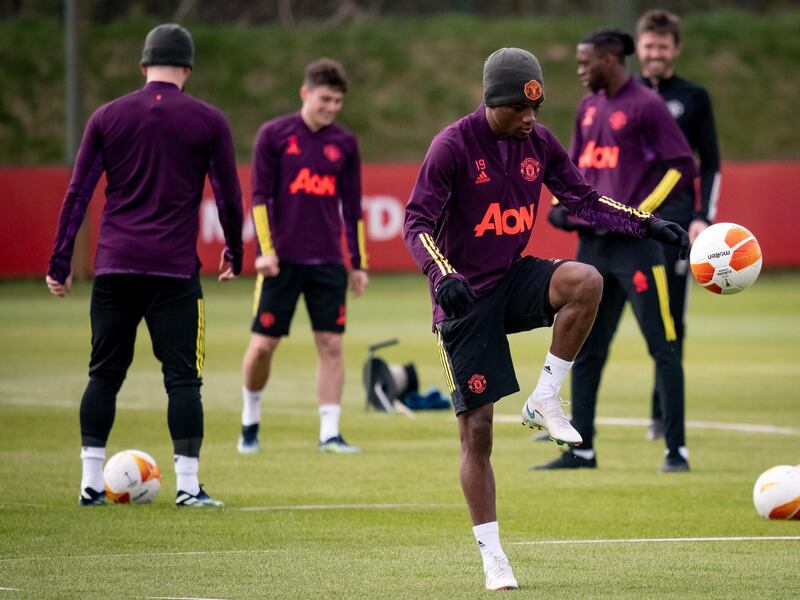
[435, 277, 477, 319]
[647, 217, 690, 259]
[547, 204, 576, 232]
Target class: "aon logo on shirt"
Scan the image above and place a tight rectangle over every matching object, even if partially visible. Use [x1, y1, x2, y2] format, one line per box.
[289, 168, 336, 196]
[578, 141, 619, 169]
[474, 202, 535, 237]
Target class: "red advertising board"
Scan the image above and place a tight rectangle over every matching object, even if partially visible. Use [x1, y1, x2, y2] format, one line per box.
[1, 161, 798, 278]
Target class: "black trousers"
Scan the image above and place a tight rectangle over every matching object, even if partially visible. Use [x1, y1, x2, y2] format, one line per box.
[571, 233, 685, 453]
[651, 239, 689, 423]
[79, 274, 205, 457]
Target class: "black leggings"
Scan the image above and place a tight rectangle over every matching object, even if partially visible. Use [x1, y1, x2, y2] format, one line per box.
[79, 274, 205, 457]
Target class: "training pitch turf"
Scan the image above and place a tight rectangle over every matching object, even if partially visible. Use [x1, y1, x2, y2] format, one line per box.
[1, 272, 798, 598]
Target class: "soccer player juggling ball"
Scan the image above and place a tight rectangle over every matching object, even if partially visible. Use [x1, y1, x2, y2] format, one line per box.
[46, 24, 243, 507]
[403, 48, 689, 590]
[237, 59, 367, 455]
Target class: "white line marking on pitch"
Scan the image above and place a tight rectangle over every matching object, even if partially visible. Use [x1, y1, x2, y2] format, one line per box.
[494, 414, 799, 436]
[0, 588, 21, 592]
[236, 502, 458, 512]
[0, 549, 278, 563]
[142, 597, 229, 600]
[512, 536, 800, 546]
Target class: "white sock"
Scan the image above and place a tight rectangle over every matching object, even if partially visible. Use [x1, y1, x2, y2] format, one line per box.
[319, 404, 341, 442]
[242, 386, 262, 427]
[527, 352, 573, 410]
[473, 521, 507, 569]
[174, 455, 200, 496]
[572, 448, 595, 460]
[80, 446, 106, 492]
[665, 446, 689, 460]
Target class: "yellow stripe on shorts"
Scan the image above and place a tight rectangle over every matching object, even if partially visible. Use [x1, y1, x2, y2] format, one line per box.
[195, 298, 206, 377]
[436, 330, 457, 393]
[252, 273, 264, 317]
[652, 265, 677, 342]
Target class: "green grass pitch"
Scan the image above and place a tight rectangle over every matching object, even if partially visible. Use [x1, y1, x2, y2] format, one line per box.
[1, 272, 798, 598]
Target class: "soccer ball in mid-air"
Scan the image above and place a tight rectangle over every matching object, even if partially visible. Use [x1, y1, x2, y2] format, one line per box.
[104, 449, 161, 504]
[752, 465, 800, 520]
[689, 222, 762, 294]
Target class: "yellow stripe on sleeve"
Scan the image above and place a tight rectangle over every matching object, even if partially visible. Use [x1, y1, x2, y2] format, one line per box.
[598, 195, 651, 219]
[419, 233, 455, 277]
[195, 298, 206, 377]
[253, 204, 275, 256]
[652, 265, 677, 342]
[638, 168, 682, 213]
[357, 219, 368, 270]
[436, 330, 457, 393]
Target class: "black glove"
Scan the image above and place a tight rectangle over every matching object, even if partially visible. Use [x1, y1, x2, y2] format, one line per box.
[548, 204, 576, 232]
[647, 217, 690, 259]
[435, 277, 477, 319]
[224, 247, 243, 276]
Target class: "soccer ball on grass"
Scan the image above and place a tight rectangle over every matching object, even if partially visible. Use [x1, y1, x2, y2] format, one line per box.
[752, 465, 800, 520]
[104, 449, 161, 504]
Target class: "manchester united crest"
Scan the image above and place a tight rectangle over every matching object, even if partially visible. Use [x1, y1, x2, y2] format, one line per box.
[468, 373, 487, 394]
[523, 80, 543, 101]
[259, 311, 276, 328]
[520, 157, 541, 182]
[323, 144, 342, 162]
[609, 111, 627, 130]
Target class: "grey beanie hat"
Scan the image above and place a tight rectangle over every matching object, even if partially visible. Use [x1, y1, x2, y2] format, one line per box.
[483, 47, 544, 107]
[140, 24, 194, 69]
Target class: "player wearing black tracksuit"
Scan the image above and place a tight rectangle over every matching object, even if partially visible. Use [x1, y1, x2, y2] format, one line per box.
[640, 73, 720, 435]
[635, 8, 722, 439]
[539, 30, 696, 473]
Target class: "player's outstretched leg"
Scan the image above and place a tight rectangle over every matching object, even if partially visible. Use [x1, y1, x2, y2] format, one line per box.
[521, 262, 602, 446]
[521, 352, 583, 446]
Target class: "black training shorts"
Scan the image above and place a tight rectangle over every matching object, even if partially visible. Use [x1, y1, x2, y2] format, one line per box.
[251, 262, 348, 337]
[435, 256, 565, 415]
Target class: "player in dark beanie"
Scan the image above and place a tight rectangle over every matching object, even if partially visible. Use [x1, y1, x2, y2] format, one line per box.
[46, 23, 243, 507]
[404, 46, 688, 590]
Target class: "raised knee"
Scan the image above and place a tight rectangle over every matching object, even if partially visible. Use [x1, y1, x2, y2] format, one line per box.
[571, 263, 603, 302]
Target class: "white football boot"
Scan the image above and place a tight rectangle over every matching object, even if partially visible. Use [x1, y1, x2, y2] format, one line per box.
[484, 554, 518, 591]
[521, 391, 583, 446]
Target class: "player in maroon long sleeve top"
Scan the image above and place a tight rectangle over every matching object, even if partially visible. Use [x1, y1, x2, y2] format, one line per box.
[403, 47, 688, 590]
[46, 24, 243, 507]
[237, 59, 368, 455]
